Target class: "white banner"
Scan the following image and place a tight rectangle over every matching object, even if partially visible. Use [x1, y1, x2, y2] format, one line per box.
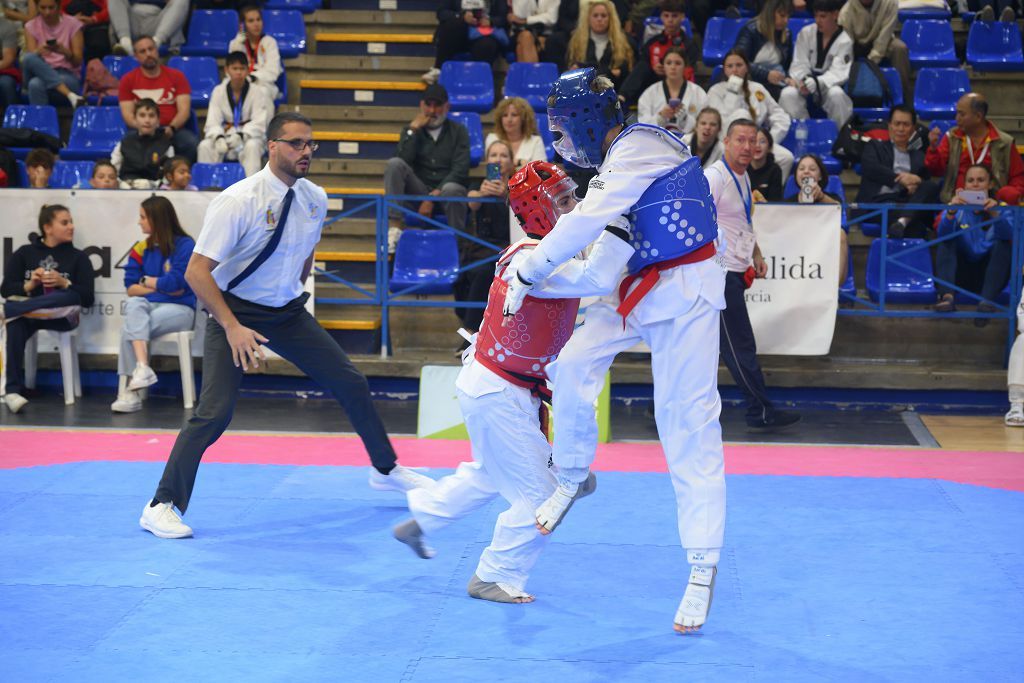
[746, 203, 840, 355]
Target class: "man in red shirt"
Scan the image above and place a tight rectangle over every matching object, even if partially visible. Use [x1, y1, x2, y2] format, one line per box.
[117, 34, 196, 162]
[926, 93, 1024, 206]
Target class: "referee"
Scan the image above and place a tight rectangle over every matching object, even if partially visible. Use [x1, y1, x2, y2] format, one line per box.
[140, 112, 433, 539]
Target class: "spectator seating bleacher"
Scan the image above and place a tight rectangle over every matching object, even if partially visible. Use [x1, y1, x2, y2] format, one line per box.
[167, 56, 220, 106]
[3, 105, 59, 159]
[264, 0, 321, 13]
[50, 160, 95, 189]
[913, 67, 970, 120]
[180, 10, 237, 57]
[447, 111, 483, 167]
[389, 229, 460, 295]
[275, 70, 288, 106]
[897, 5, 951, 22]
[866, 238, 937, 303]
[15, 160, 28, 186]
[782, 119, 842, 173]
[62, 106, 125, 160]
[265, 10, 307, 59]
[503, 62, 559, 112]
[901, 20, 959, 68]
[839, 246, 856, 298]
[439, 61, 494, 113]
[191, 162, 246, 190]
[853, 67, 904, 121]
[702, 17, 745, 67]
[102, 55, 139, 80]
[966, 21, 1024, 72]
[534, 112, 555, 162]
[787, 16, 814, 46]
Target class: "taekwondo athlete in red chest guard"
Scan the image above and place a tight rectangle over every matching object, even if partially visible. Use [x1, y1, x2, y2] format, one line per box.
[502, 67, 728, 633]
[392, 160, 636, 605]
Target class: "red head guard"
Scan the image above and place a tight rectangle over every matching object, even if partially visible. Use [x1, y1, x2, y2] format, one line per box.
[508, 160, 578, 238]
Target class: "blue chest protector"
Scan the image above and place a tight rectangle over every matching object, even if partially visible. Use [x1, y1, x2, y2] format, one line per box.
[622, 137, 718, 274]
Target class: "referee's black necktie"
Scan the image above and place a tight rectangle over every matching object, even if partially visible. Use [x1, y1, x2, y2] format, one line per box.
[227, 187, 295, 291]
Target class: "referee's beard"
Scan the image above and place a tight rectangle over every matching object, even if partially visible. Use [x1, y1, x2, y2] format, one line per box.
[276, 155, 311, 181]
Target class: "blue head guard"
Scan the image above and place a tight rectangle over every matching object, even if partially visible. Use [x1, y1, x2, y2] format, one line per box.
[547, 67, 624, 169]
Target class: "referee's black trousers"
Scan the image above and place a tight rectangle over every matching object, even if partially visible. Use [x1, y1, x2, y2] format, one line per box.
[154, 292, 397, 513]
[719, 270, 776, 423]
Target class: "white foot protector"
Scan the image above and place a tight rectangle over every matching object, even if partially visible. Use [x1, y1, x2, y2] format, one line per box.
[467, 574, 534, 604]
[674, 565, 717, 633]
[534, 471, 597, 535]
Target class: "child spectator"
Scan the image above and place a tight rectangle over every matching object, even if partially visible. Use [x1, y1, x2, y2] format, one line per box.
[25, 147, 55, 187]
[422, 0, 508, 85]
[637, 47, 706, 136]
[617, 0, 698, 107]
[197, 51, 272, 177]
[507, 0, 558, 63]
[565, 0, 633, 91]
[158, 155, 195, 190]
[748, 128, 784, 202]
[111, 98, 174, 188]
[682, 107, 723, 167]
[23, 0, 84, 107]
[733, 0, 792, 99]
[484, 96, 546, 170]
[779, 0, 853, 128]
[227, 4, 281, 100]
[90, 158, 118, 187]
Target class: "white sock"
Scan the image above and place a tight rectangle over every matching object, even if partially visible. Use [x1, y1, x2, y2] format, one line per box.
[119, 37, 132, 53]
[67, 92, 81, 107]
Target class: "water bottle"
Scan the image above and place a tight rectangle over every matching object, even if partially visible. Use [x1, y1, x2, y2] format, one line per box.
[794, 119, 808, 157]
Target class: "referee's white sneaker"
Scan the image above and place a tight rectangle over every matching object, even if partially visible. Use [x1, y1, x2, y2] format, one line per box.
[140, 500, 193, 539]
[368, 465, 434, 493]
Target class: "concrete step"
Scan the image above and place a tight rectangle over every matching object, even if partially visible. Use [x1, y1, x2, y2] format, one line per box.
[314, 32, 434, 57]
[326, 0, 436, 12]
[313, 131, 398, 159]
[307, 9, 435, 31]
[287, 53, 434, 82]
[299, 78, 425, 106]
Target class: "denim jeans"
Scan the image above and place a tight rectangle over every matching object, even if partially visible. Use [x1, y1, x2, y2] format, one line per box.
[22, 52, 81, 106]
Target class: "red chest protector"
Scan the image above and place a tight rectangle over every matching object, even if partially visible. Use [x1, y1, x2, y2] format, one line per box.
[474, 242, 580, 392]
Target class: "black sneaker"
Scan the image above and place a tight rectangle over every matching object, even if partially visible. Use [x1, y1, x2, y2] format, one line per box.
[747, 410, 801, 431]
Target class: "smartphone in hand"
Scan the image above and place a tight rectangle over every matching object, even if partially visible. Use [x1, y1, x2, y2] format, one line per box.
[957, 189, 988, 205]
[486, 162, 501, 182]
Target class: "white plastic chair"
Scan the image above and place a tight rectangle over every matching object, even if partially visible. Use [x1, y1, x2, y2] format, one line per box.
[18, 329, 82, 405]
[118, 329, 196, 409]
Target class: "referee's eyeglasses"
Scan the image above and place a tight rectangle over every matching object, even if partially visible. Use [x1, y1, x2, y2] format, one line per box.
[272, 138, 319, 152]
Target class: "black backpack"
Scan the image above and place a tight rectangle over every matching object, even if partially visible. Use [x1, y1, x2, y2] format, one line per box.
[845, 58, 892, 109]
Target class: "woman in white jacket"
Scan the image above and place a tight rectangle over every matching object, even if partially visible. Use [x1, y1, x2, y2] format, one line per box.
[637, 47, 707, 137]
[707, 49, 794, 178]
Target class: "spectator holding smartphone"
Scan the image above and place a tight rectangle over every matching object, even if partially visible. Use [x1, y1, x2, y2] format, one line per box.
[785, 153, 847, 285]
[637, 47, 706, 136]
[22, 0, 84, 107]
[484, 96, 546, 170]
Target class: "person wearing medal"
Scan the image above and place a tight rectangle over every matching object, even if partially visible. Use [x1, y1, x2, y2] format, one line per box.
[197, 51, 273, 178]
[706, 118, 800, 431]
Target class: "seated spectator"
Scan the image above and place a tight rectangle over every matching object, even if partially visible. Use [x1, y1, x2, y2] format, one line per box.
[228, 4, 282, 100]
[779, 0, 853, 129]
[484, 96, 546, 169]
[547, 0, 628, 72]
[926, 93, 1024, 208]
[733, 0, 792, 100]
[1007, 287, 1023, 426]
[111, 195, 195, 413]
[63, 0, 111, 62]
[118, 35, 196, 162]
[565, 0, 634, 91]
[422, 0, 507, 85]
[933, 164, 1013, 319]
[839, 0, 910, 103]
[384, 83, 470, 253]
[89, 158, 118, 187]
[158, 155, 195, 190]
[111, 98, 173, 188]
[638, 47, 706, 136]
[786, 153, 847, 283]
[25, 147, 55, 187]
[1, 204, 96, 414]
[682, 107, 723, 167]
[23, 0, 84, 107]
[109, 0, 186, 56]
[855, 105, 940, 238]
[0, 15, 19, 113]
[972, 0, 1017, 22]
[197, 51, 272, 177]
[618, 0, 697, 107]
[507, 0, 558, 63]
[749, 128, 784, 201]
[708, 49, 794, 178]
[454, 139, 513, 347]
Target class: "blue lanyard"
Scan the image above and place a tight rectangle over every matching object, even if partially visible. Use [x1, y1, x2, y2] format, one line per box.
[723, 162, 752, 225]
[232, 95, 243, 129]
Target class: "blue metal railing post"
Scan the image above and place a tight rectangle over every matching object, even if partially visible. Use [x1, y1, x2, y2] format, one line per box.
[377, 196, 389, 358]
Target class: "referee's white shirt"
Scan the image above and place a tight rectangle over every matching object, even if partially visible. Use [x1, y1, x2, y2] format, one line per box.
[194, 164, 328, 307]
[705, 159, 755, 273]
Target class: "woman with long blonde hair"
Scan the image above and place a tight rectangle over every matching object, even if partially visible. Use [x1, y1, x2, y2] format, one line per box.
[484, 96, 547, 169]
[566, 0, 634, 89]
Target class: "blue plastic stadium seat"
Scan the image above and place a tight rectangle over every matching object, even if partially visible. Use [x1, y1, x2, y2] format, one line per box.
[702, 17, 744, 67]
[782, 119, 842, 173]
[102, 55, 139, 80]
[900, 20, 959, 68]
[263, 0, 320, 13]
[898, 6, 951, 21]
[3, 105, 59, 158]
[180, 10, 237, 56]
[967, 21, 1024, 71]
[389, 229, 460, 295]
[535, 112, 555, 161]
[503, 62, 559, 112]
[439, 61, 494, 113]
[866, 238, 937, 303]
[448, 111, 483, 167]
[191, 162, 246, 189]
[62, 106, 125, 160]
[275, 69, 287, 106]
[914, 67, 970, 120]
[788, 17, 814, 45]
[641, 15, 693, 41]
[839, 246, 856, 299]
[15, 159, 29, 186]
[853, 67, 904, 121]
[265, 10, 306, 58]
[167, 56, 220, 106]
[50, 160, 95, 189]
